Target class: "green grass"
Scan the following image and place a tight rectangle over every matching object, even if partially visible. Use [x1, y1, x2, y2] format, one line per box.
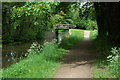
[2, 29, 84, 78]
[2, 41, 68, 78]
[92, 59, 112, 78]
[60, 29, 84, 49]
[90, 30, 118, 78]
[90, 30, 98, 40]
[90, 30, 111, 78]
[92, 68, 112, 78]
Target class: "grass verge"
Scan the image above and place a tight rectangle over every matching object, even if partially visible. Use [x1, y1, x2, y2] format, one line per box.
[60, 29, 84, 49]
[90, 30, 120, 78]
[2, 41, 68, 78]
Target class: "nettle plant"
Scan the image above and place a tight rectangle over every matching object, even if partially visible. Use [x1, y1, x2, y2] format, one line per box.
[107, 47, 120, 78]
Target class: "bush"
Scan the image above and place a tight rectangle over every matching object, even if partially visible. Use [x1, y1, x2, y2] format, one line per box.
[74, 20, 87, 29]
[107, 47, 120, 78]
[86, 20, 98, 30]
[92, 47, 120, 78]
[90, 30, 98, 40]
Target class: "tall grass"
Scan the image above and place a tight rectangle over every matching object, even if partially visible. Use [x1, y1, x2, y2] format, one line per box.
[60, 29, 84, 49]
[2, 41, 67, 78]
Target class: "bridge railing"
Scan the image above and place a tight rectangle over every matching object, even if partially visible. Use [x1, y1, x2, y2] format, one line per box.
[55, 24, 76, 29]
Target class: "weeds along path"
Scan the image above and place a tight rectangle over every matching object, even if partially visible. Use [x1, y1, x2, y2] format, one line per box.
[54, 31, 98, 78]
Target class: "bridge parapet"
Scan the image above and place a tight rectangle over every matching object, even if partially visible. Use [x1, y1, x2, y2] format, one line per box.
[55, 24, 76, 30]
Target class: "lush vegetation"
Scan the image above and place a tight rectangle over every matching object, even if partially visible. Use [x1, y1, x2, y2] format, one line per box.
[2, 2, 59, 43]
[90, 30, 98, 40]
[55, 2, 97, 30]
[60, 29, 84, 49]
[2, 29, 84, 78]
[2, 2, 97, 44]
[2, 1, 120, 79]
[2, 2, 96, 78]
[2, 41, 67, 78]
[90, 31, 120, 78]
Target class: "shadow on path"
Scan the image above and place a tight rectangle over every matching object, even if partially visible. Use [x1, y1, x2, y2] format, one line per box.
[54, 31, 100, 78]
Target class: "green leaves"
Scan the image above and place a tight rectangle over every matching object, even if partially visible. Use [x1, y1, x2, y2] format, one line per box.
[3, 2, 60, 43]
[107, 47, 120, 78]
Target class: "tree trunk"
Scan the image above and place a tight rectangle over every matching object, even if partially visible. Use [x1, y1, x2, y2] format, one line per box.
[94, 2, 106, 38]
[94, 2, 120, 45]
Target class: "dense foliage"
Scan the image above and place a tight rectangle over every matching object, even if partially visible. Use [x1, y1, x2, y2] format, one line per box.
[66, 2, 97, 30]
[2, 2, 120, 78]
[2, 2, 97, 44]
[2, 2, 59, 43]
[52, 2, 97, 30]
[107, 47, 120, 78]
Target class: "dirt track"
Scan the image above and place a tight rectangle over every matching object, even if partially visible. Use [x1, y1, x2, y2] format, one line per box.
[54, 31, 98, 78]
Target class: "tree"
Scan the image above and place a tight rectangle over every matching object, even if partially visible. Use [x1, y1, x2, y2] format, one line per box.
[94, 2, 120, 45]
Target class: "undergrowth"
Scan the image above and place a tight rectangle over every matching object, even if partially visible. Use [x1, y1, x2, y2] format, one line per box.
[90, 30, 120, 78]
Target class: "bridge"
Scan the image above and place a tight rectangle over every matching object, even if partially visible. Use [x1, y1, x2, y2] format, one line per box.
[54, 24, 76, 43]
[55, 24, 76, 30]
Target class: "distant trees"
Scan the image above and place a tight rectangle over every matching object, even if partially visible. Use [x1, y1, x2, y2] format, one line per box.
[2, 2, 98, 44]
[94, 2, 120, 44]
[54, 2, 97, 30]
[3, 2, 120, 44]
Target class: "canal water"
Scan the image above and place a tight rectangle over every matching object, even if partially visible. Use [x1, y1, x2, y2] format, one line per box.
[2, 30, 69, 68]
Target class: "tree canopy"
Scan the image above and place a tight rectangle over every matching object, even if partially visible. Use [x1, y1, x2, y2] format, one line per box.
[2, 2, 120, 45]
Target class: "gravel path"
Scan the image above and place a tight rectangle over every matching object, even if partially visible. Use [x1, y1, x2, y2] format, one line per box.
[54, 31, 98, 78]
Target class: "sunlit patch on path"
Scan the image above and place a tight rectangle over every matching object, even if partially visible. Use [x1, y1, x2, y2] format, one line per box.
[54, 30, 98, 78]
[84, 31, 90, 40]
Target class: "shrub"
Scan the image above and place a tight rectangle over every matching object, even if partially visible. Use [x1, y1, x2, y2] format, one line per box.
[25, 42, 41, 57]
[107, 47, 120, 78]
[90, 30, 98, 40]
[86, 20, 98, 30]
[75, 20, 87, 29]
